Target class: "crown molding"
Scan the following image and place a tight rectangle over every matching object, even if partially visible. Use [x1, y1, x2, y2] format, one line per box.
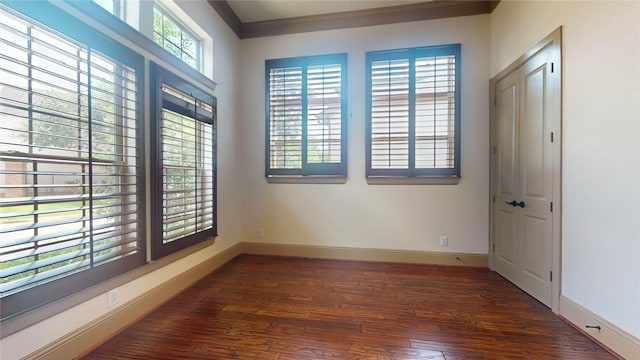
[209, 0, 499, 39]
[207, 0, 242, 38]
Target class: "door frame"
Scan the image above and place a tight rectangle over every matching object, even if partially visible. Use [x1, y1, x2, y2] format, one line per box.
[489, 27, 562, 313]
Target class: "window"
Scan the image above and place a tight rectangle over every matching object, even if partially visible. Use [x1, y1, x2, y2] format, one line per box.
[150, 63, 216, 259]
[153, 5, 200, 71]
[265, 54, 347, 178]
[366, 44, 461, 179]
[92, 0, 123, 18]
[0, 4, 145, 318]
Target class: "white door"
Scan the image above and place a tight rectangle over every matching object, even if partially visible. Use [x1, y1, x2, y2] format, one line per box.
[494, 70, 520, 282]
[493, 43, 555, 307]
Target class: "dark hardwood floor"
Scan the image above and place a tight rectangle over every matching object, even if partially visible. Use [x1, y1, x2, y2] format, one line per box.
[82, 255, 615, 359]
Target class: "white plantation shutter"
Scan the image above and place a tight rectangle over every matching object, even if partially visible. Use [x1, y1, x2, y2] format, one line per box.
[366, 45, 460, 178]
[370, 59, 410, 169]
[268, 66, 302, 170]
[307, 63, 342, 165]
[415, 55, 456, 169]
[0, 4, 144, 317]
[266, 54, 347, 177]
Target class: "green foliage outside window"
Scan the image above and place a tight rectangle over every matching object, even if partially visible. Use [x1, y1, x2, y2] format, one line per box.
[153, 6, 199, 70]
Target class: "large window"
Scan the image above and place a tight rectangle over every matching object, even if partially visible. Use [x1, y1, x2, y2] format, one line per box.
[0, 3, 145, 318]
[366, 44, 461, 179]
[153, 5, 201, 71]
[266, 54, 347, 178]
[150, 63, 216, 259]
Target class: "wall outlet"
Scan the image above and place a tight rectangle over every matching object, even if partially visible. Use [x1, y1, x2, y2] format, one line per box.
[257, 228, 264, 238]
[439, 236, 448, 246]
[107, 288, 119, 308]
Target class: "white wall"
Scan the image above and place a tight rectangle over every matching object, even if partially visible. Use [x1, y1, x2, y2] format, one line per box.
[0, 1, 243, 359]
[491, 0, 640, 338]
[239, 15, 490, 254]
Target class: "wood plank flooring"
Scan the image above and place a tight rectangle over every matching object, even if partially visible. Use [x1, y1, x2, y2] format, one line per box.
[82, 255, 615, 359]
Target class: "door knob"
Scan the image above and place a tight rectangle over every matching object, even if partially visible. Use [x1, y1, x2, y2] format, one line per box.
[517, 201, 525, 208]
[505, 200, 518, 207]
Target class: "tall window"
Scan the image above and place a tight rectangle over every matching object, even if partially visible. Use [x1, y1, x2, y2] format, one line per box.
[266, 54, 347, 178]
[153, 5, 200, 71]
[150, 63, 216, 259]
[0, 4, 145, 318]
[366, 44, 461, 178]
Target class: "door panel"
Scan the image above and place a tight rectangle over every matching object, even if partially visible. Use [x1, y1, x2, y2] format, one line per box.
[496, 209, 516, 266]
[522, 214, 546, 279]
[518, 44, 553, 306]
[522, 66, 546, 198]
[494, 71, 519, 281]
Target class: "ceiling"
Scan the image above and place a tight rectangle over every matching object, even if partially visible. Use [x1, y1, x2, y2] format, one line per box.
[226, 0, 432, 23]
[208, 0, 498, 39]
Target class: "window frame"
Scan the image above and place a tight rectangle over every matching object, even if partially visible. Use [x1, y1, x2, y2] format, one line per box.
[0, 2, 146, 320]
[265, 53, 348, 180]
[365, 44, 461, 181]
[149, 62, 217, 260]
[152, 4, 202, 71]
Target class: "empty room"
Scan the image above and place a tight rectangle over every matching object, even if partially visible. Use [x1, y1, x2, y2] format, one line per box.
[0, 0, 638, 359]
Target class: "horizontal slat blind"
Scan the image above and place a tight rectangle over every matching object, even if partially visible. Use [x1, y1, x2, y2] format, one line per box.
[266, 54, 347, 177]
[268, 66, 302, 170]
[366, 45, 460, 177]
[415, 55, 456, 169]
[160, 85, 214, 245]
[307, 64, 342, 164]
[0, 7, 143, 299]
[370, 59, 410, 169]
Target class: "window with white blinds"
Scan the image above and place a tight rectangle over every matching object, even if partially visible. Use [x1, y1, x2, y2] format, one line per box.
[0, 4, 145, 318]
[366, 44, 461, 178]
[150, 63, 216, 259]
[266, 54, 347, 177]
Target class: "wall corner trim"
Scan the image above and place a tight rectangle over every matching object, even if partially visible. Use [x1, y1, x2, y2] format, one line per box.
[559, 295, 640, 360]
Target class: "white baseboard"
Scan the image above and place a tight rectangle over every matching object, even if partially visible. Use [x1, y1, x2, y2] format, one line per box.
[241, 242, 488, 267]
[559, 295, 640, 360]
[23, 243, 243, 360]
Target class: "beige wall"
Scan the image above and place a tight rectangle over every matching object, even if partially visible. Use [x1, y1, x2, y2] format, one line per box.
[239, 15, 490, 255]
[0, 1, 244, 359]
[7, 1, 640, 358]
[491, 0, 640, 338]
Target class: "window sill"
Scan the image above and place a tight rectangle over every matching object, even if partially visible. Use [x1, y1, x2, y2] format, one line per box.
[366, 176, 461, 185]
[266, 176, 347, 184]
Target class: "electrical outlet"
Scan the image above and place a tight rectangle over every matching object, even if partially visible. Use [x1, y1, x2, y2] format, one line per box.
[107, 288, 119, 308]
[439, 236, 448, 246]
[257, 228, 264, 238]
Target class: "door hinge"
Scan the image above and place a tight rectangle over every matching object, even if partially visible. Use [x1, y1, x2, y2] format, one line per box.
[493, 195, 496, 203]
[550, 202, 553, 212]
[551, 63, 554, 73]
[493, 145, 496, 154]
[550, 271, 553, 282]
[551, 132, 554, 143]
